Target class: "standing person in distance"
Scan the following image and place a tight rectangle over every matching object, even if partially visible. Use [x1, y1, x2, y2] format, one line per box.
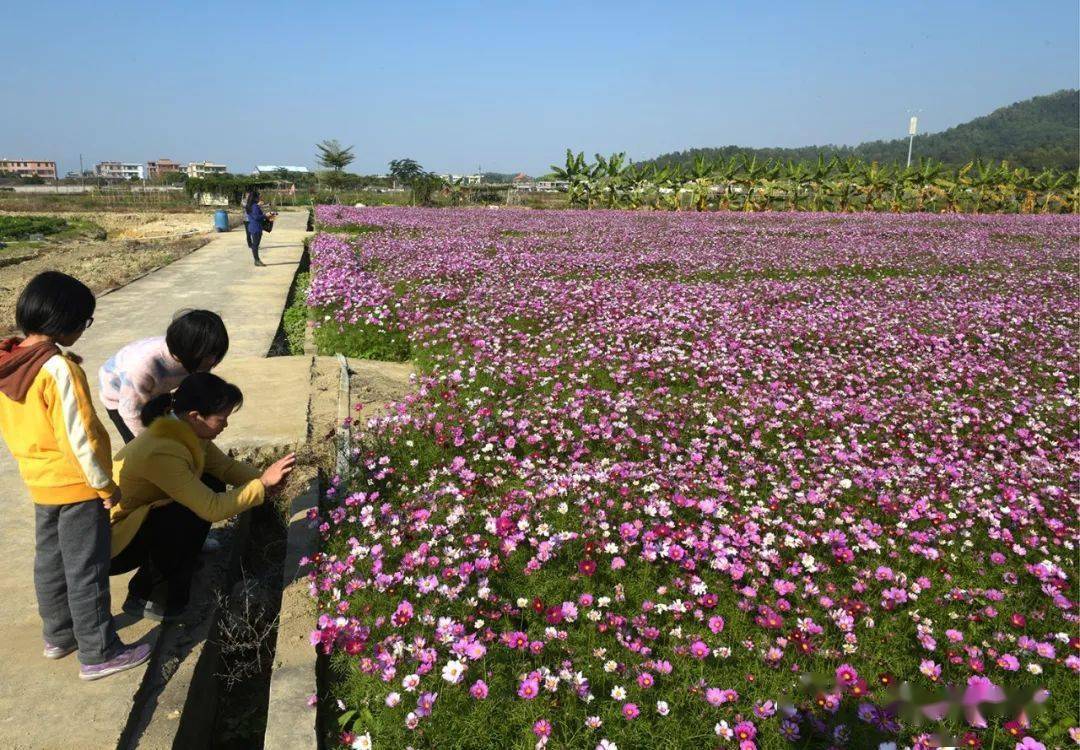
[241, 188, 254, 252]
[245, 189, 267, 266]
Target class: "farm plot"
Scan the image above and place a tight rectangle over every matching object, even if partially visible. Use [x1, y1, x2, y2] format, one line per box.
[305, 207, 1078, 750]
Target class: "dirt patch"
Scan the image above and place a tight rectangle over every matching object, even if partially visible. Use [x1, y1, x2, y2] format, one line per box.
[346, 358, 415, 431]
[0, 234, 210, 334]
[0, 210, 216, 240]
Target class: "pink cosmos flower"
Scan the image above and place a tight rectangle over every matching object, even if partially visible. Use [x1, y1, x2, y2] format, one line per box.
[518, 677, 539, 700]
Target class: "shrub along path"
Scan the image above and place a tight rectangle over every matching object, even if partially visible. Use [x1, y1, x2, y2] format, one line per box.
[0, 210, 308, 748]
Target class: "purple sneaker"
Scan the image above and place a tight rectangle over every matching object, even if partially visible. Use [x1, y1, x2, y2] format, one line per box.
[43, 641, 77, 660]
[78, 642, 152, 681]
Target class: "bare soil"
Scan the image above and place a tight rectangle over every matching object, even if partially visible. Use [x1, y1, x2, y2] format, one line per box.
[0, 210, 221, 334]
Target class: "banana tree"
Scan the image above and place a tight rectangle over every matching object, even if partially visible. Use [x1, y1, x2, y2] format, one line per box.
[593, 152, 630, 209]
[909, 158, 946, 212]
[856, 162, 891, 211]
[783, 161, 812, 210]
[658, 165, 685, 210]
[807, 155, 836, 211]
[687, 156, 715, 211]
[1010, 167, 1037, 213]
[970, 159, 1004, 214]
[736, 156, 765, 211]
[550, 150, 590, 208]
[712, 157, 740, 210]
[1036, 169, 1071, 213]
[941, 162, 972, 213]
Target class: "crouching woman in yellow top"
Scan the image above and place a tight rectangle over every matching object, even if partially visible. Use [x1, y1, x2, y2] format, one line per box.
[109, 372, 295, 622]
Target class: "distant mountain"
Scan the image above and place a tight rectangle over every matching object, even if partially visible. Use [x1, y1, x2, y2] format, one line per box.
[643, 90, 1079, 172]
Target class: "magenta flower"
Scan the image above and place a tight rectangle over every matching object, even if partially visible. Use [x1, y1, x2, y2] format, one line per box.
[517, 677, 539, 700]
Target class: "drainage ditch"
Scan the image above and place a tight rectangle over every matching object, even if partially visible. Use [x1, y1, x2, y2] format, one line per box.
[207, 501, 288, 749]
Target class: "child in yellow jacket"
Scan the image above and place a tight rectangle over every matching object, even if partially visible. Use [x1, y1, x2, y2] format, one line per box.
[0, 272, 150, 680]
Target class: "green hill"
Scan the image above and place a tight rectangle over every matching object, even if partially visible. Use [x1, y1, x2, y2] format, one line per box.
[644, 90, 1078, 172]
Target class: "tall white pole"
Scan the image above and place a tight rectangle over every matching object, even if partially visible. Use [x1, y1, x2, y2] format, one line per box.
[906, 115, 918, 168]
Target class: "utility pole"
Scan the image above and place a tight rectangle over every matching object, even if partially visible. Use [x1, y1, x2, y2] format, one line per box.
[905, 110, 922, 168]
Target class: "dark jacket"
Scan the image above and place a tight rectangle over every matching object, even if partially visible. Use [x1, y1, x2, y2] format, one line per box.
[245, 202, 266, 233]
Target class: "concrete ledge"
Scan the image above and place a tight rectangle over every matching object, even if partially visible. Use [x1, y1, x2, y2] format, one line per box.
[263, 478, 320, 750]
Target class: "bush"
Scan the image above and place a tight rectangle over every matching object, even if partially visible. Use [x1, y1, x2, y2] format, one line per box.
[0, 215, 69, 240]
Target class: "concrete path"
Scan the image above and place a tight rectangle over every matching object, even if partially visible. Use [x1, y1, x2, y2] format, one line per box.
[0, 210, 308, 749]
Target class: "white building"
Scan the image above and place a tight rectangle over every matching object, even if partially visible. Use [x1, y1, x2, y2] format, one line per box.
[437, 173, 482, 185]
[95, 161, 144, 180]
[253, 165, 310, 175]
[186, 161, 228, 178]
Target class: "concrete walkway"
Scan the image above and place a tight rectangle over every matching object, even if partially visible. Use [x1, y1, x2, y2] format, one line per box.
[0, 210, 308, 749]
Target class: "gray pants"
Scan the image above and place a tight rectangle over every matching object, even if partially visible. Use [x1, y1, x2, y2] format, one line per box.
[34, 500, 119, 665]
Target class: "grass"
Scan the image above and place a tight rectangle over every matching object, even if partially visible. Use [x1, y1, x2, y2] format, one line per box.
[312, 316, 411, 361]
[281, 271, 312, 354]
[0, 214, 107, 242]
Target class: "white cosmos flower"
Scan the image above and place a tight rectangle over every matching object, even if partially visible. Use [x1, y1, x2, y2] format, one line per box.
[441, 660, 465, 684]
[352, 732, 372, 750]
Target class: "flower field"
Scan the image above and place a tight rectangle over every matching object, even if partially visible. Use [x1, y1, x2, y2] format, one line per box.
[305, 207, 1078, 750]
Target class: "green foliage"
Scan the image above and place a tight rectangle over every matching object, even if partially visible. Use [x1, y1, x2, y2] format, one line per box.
[185, 176, 275, 205]
[0, 215, 106, 242]
[317, 139, 356, 171]
[281, 271, 311, 355]
[409, 172, 446, 207]
[645, 90, 1080, 172]
[388, 158, 425, 186]
[0, 215, 69, 240]
[312, 316, 411, 361]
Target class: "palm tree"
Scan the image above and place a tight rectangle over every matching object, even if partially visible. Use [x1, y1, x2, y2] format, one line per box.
[316, 139, 356, 171]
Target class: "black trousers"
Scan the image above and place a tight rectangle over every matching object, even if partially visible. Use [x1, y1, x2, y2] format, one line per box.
[250, 230, 263, 261]
[244, 220, 253, 249]
[110, 502, 209, 608]
[106, 408, 225, 491]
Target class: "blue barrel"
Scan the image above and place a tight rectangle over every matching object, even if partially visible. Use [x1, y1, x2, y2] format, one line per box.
[213, 209, 230, 232]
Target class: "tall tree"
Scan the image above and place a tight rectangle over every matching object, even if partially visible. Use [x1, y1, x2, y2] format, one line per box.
[316, 139, 356, 171]
[388, 159, 425, 189]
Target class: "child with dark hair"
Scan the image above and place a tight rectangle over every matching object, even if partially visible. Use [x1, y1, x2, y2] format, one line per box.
[0, 272, 151, 680]
[99, 309, 230, 443]
[110, 373, 295, 621]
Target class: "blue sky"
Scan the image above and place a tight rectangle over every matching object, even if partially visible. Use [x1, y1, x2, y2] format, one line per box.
[1, 1, 1076, 177]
